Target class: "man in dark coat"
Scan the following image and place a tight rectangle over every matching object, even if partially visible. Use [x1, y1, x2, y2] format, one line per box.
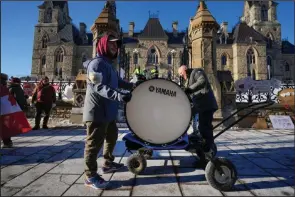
[8, 77, 27, 111]
[178, 65, 218, 158]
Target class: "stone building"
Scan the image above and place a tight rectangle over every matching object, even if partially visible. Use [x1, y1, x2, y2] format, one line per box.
[31, 0, 294, 82]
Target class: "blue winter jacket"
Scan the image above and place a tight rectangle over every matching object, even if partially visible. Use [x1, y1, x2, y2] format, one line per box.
[82, 55, 133, 123]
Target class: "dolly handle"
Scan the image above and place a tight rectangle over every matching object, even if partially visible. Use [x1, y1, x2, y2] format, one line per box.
[213, 101, 274, 139]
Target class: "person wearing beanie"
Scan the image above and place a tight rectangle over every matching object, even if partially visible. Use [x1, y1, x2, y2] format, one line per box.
[82, 32, 135, 190]
[178, 65, 218, 160]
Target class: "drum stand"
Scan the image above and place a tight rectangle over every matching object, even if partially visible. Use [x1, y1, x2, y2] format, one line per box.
[123, 101, 275, 191]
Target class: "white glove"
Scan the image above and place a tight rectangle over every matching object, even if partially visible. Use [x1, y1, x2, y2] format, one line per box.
[52, 103, 56, 108]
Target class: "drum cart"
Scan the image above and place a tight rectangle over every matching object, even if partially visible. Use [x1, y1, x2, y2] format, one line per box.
[123, 100, 275, 191]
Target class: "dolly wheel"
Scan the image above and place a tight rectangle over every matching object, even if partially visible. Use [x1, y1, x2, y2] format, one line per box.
[205, 157, 238, 191]
[126, 153, 147, 175]
[138, 148, 153, 159]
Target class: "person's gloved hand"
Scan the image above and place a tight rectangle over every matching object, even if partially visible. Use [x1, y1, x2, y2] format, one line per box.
[122, 93, 132, 103]
[52, 103, 56, 108]
[184, 88, 192, 95]
[30, 103, 35, 107]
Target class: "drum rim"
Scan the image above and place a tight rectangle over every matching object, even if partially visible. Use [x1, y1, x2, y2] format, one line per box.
[124, 77, 192, 147]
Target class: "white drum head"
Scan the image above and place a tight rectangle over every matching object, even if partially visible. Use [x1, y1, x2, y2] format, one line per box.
[125, 79, 192, 145]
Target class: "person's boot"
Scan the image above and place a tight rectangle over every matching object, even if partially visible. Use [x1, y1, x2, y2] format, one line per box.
[32, 125, 40, 130]
[2, 139, 13, 148]
[203, 141, 216, 160]
[42, 125, 49, 129]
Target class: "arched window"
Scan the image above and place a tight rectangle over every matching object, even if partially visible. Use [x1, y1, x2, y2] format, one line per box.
[55, 48, 64, 62]
[246, 48, 256, 77]
[42, 35, 48, 48]
[247, 48, 255, 64]
[54, 67, 58, 76]
[147, 47, 159, 64]
[221, 54, 227, 66]
[167, 53, 172, 65]
[261, 5, 268, 21]
[267, 56, 272, 79]
[41, 55, 46, 66]
[58, 67, 62, 77]
[41, 55, 46, 75]
[285, 62, 290, 71]
[266, 33, 273, 49]
[133, 53, 138, 65]
[45, 8, 52, 23]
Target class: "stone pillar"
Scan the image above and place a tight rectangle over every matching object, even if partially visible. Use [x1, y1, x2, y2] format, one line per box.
[70, 71, 87, 124]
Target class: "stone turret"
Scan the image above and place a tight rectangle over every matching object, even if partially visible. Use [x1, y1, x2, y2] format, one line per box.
[189, 0, 224, 120]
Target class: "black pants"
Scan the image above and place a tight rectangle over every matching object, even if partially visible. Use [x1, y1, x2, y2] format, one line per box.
[2, 138, 12, 145]
[198, 110, 215, 150]
[35, 102, 52, 127]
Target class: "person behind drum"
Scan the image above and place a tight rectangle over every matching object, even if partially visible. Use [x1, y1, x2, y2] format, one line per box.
[83, 32, 136, 190]
[178, 65, 218, 159]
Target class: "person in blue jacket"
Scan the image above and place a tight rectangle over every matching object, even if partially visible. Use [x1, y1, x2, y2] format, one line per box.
[83, 32, 135, 190]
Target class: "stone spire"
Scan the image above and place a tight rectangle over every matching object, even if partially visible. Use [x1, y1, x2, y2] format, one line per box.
[190, 0, 219, 33]
[90, 0, 120, 57]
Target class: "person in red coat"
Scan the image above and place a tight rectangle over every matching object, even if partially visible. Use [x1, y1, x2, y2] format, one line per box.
[31, 76, 56, 130]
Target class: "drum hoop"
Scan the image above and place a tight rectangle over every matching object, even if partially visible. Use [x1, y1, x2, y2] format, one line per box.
[124, 78, 193, 147]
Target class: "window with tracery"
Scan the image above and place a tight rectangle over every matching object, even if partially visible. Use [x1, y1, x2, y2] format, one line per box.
[55, 48, 64, 62]
[261, 5, 268, 21]
[147, 48, 158, 64]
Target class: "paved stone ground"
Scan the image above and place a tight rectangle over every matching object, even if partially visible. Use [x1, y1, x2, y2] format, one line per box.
[1, 127, 294, 196]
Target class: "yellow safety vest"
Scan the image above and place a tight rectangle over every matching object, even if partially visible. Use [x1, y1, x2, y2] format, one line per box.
[134, 68, 140, 75]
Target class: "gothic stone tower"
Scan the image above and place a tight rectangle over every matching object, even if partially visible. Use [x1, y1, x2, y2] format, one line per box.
[31, 1, 74, 78]
[189, 1, 222, 117]
[242, 1, 283, 80]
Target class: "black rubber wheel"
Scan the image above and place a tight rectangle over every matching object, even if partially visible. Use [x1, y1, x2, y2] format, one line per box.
[126, 153, 147, 175]
[138, 148, 153, 159]
[205, 157, 238, 191]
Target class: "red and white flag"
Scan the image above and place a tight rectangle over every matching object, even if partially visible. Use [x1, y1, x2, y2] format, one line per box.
[0, 84, 32, 139]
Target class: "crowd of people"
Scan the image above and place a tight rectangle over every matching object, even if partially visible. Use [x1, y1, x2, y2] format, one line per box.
[0, 74, 57, 148]
[1, 31, 218, 191]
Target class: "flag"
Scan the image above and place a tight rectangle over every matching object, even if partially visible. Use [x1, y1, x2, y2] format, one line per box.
[0, 84, 32, 139]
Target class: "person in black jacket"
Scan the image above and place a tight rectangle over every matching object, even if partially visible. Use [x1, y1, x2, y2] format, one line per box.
[178, 65, 218, 159]
[8, 77, 27, 111]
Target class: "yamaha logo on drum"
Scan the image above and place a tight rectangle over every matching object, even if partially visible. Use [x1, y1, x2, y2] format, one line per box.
[149, 85, 176, 97]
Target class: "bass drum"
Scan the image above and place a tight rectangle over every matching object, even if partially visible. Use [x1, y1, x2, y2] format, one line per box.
[125, 78, 192, 146]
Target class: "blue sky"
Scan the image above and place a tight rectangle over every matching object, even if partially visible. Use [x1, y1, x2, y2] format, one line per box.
[1, 1, 294, 77]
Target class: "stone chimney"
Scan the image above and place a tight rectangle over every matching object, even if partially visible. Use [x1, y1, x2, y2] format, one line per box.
[129, 22, 135, 37]
[172, 21, 178, 37]
[79, 23, 86, 34]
